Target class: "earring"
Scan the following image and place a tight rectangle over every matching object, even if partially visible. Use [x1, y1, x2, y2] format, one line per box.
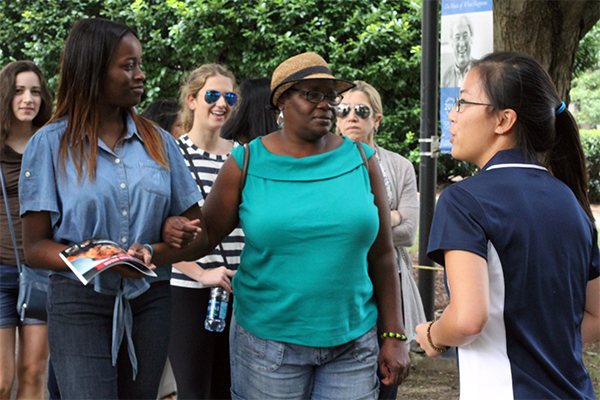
[373, 126, 378, 135]
[277, 110, 284, 126]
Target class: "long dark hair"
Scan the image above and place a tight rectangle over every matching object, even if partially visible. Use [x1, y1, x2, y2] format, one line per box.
[220, 77, 277, 144]
[473, 52, 593, 223]
[0, 61, 52, 152]
[141, 99, 181, 133]
[52, 18, 168, 181]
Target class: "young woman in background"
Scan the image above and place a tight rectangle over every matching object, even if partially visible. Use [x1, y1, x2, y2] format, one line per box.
[0, 60, 52, 400]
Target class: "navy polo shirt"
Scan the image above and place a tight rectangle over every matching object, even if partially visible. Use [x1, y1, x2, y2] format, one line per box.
[428, 149, 599, 399]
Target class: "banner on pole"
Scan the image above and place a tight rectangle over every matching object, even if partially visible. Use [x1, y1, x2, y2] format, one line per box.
[440, 0, 493, 153]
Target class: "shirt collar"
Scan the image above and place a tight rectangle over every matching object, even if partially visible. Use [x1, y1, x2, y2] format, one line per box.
[125, 111, 143, 142]
[482, 148, 543, 171]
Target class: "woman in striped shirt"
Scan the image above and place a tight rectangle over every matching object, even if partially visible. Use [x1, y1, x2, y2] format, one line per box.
[168, 63, 243, 400]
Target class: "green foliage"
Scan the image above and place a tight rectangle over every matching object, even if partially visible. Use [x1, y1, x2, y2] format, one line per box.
[436, 153, 478, 183]
[571, 69, 600, 127]
[580, 129, 600, 203]
[574, 21, 600, 79]
[1, 0, 423, 155]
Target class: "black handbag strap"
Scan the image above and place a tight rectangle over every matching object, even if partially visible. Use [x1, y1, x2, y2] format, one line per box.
[178, 140, 230, 268]
[0, 160, 23, 273]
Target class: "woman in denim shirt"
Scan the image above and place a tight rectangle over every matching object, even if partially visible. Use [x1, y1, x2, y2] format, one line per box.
[19, 18, 207, 399]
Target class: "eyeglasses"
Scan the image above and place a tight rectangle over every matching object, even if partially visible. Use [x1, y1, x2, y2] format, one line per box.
[289, 88, 343, 106]
[454, 98, 492, 112]
[336, 104, 372, 120]
[204, 90, 238, 107]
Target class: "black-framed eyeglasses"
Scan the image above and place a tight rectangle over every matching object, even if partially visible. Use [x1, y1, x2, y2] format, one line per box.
[454, 98, 492, 112]
[290, 88, 343, 106]
[336, 104, 372, 120]
[204, 90, 238, 107]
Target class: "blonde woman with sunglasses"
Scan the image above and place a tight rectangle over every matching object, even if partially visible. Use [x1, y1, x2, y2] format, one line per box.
[166, 63, 243, 400]
[336, 80, 425, 400]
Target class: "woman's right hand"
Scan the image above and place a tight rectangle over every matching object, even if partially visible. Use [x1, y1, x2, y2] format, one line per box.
[162, 216, 202, 248]
[198, 266, 237, 293]
[174, 261, 237, 292]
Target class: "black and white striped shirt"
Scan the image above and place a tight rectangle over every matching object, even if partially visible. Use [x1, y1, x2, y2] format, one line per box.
[170, 134, 245, 289]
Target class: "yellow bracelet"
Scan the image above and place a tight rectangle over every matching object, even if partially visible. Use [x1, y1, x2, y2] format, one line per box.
[381, 332, 407, 341]
[427, 319, 448, 353]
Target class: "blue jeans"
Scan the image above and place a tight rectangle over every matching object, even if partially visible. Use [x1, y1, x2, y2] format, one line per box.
[47, 274, 171, 400]
[230, 317, 379, 400]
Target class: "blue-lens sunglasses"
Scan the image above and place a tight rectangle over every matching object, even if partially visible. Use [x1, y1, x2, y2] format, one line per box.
[204, 90, 238, 107]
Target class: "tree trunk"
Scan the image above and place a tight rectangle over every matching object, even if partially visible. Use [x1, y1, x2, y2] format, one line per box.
[494, 0, 600, 103]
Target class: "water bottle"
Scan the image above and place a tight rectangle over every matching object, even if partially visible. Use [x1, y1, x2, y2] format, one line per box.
[205, 286, 230, 332]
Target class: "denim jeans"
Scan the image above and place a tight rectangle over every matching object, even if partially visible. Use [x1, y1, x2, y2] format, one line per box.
[0, 264, 45, 328]
[230, 317, 379, 400]
[47, 274, 171, 400]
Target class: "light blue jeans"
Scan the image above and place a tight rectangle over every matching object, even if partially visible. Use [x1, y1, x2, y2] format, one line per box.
[230, 316, 380, 400]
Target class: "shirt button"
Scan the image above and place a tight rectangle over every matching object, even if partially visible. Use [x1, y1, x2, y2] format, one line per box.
[120, 183, 126, 189]
[115, 158, 121, 164]
[121, 237, 127, 243]
[122, 210, 127, 216]
[25, 171, 31, 177]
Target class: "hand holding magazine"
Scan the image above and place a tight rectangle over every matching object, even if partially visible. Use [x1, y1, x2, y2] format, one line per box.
[60, 239, 157, 285]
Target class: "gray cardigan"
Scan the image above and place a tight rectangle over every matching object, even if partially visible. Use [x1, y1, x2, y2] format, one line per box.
[375, 144, 419, 250]
[375, 143, 425, 344]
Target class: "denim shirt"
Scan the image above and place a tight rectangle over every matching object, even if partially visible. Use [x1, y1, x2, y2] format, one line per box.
[19, 113, 202, 377]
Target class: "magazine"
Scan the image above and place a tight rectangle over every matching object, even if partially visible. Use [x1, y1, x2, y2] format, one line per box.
[59, 239, 157, 285]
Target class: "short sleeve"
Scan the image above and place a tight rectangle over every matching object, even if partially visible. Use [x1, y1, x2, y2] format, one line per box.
[427, 184, 489, 266]
[19, 130, 60, 217]
[165, 133, 203, 216]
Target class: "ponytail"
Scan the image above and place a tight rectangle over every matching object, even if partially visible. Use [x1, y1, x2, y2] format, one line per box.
[474, 52, 595, 224]
[550, 109, 594, 223]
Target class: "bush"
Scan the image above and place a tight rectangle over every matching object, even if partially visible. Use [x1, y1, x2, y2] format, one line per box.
[0, 0, 422, 158]
[581, 129, 600, 203]
[436, 153, 478, 183]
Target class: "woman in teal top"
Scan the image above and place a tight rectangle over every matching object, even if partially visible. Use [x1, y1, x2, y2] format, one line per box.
[163, 52, 410, 399]
[232, 135, 379, 347]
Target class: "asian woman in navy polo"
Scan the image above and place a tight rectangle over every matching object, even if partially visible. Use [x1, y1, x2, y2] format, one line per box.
[416, 52, 599, 399]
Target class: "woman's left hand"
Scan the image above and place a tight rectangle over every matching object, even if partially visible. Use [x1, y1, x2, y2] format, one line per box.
[390, 210, 402, 227]
[127, 243, 156, 268]
[378, 338, 411, 386]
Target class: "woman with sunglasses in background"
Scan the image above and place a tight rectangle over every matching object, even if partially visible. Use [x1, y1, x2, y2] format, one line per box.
[168, 63, 243, 400]
[336, 80, 425, 400]
[415, 52, 599, 399]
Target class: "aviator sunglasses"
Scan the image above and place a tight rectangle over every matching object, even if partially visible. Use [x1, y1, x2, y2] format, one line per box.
[204, 90, 238, 107]
[336, 104, 372, 120]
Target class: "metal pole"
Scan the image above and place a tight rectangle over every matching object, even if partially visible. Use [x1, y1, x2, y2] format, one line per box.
[418, 0, 439, 321]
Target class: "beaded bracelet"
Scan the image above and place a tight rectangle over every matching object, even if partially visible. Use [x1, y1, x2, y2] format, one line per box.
[427, 319, 448, 353]
[143, 244, 154, 257]
[381, 332, 407, 341]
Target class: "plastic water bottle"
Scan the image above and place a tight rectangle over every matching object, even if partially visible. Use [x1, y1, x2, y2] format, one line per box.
[205, 286, 230, 332]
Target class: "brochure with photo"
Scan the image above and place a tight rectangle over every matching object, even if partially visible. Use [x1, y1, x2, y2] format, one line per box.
[59, 239, 157, 285]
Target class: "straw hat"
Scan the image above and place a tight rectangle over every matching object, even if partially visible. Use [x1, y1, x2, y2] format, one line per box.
[270, 52, 355, 107]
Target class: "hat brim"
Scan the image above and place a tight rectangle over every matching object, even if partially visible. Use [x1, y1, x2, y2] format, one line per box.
[270, 74, 356, 107]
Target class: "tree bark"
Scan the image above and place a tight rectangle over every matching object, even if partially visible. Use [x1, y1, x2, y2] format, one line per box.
[494, 0, 600, 103]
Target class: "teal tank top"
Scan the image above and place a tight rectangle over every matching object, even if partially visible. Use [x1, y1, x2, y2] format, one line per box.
[231, 136, 379, 347]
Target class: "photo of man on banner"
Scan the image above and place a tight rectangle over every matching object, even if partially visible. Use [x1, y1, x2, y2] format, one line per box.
[439, 0, 493, 153]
